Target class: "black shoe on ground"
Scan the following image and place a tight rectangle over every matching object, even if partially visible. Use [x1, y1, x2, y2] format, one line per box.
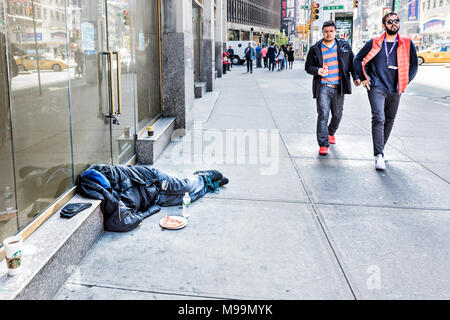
[218, 177, 229, 187]
[193, 170, 223, 182]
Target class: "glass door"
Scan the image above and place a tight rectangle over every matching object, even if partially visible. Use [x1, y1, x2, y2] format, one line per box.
[105, 0, 137, 165]
[69, 0, 137, 173]
[68, 0, 113, 176]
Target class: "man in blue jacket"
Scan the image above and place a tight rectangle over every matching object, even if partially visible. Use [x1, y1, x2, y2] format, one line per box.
[244, 42, 256, 73]
[255, 43, 263, 68]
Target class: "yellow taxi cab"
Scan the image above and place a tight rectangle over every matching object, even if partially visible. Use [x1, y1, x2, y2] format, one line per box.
[15, 55, 68, 72]
[417, 45, 450, 65]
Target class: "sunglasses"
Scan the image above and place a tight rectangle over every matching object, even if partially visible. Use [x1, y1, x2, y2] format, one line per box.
[387, 19, 400, 25]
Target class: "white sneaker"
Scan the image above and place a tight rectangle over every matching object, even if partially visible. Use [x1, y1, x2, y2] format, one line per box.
[375, 154, 386, 170]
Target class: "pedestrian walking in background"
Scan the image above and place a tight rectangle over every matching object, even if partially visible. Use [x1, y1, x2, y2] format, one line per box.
[305, 20, 357, 156]
[244, 42, 256, 73]
[354, 12, 418, 170]
[277, 47, 285, 71]
[227, 45, 234, 71]
[261, 45, 268, 68]
[222, 51, 229, 75]
[255, 43, 263, 68]
[267, 42, 277, 71]
[287, 46, 295, 69]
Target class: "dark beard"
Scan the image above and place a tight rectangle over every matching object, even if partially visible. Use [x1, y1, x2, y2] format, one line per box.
[386, 27, 399, 35]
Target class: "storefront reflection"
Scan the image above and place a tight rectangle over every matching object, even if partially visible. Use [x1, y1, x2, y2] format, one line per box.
[1, 0, 162, 244]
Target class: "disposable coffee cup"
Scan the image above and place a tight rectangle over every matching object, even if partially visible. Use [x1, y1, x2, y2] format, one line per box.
[123, 126, 130, 138]
[3, 235, 23, 276]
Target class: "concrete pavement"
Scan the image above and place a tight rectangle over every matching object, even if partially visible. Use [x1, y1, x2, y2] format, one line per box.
[55, 61, 450, 300]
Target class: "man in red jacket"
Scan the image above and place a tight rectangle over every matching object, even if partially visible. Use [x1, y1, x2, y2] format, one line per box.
[354, 12, 418, 170]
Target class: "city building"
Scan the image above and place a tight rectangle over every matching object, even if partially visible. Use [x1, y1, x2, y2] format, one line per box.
[419, 0, 450, 47]
[353, 0, 450, 49]
[226, 0, 280, 44]
[0, 0, 227, 251]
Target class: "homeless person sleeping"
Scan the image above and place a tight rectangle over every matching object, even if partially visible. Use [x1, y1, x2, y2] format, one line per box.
[77, 165, 229, 232]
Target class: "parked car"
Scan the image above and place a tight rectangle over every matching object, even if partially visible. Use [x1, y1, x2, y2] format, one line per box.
[226, 41, 258, 65]
[417, 45, 450, 65]
[15, 55, 68, 72]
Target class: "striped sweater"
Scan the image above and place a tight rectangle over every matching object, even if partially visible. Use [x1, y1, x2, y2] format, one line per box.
[321, 41, 340, 85]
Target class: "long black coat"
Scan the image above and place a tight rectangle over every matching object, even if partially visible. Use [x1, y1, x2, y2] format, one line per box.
[305, 38, 356, 98]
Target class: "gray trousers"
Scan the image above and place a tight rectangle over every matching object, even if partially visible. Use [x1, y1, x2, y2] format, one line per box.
[316, 85, 345, 147]
[367, 87, 401, 156]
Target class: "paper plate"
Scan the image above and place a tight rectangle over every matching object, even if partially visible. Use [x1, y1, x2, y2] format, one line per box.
[159, 216, 188, 230]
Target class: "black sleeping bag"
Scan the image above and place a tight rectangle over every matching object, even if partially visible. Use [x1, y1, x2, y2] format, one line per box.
[77, 164, 162, 232]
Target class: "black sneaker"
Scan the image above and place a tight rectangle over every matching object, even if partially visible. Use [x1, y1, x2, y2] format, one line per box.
[193, 170, 223, 182]
[218, 177, 229, 187]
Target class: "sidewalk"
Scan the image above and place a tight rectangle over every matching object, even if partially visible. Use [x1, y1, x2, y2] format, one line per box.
[55, 61, 450, 300]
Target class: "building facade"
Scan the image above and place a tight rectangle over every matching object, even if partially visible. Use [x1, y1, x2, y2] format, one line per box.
[0, 0, 227, 246]
[419, 0, 450, 47]
[353, 0, 450, 49]
[227, 0, 281, 44]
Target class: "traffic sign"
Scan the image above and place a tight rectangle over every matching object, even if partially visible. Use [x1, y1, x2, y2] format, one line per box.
[323, 5, 344, 10]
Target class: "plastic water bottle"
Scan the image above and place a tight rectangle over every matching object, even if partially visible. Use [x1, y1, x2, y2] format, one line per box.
[3, 186, 14, 211]
[182, 192, 191, 219]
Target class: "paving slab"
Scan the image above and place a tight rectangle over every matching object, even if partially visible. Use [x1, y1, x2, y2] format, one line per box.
[55, 283, 217, 300]
[315, 204, 450, 300]
[56, 199, 353, 300]
[284, 134, 411, 161]
[293, 158, 450, 209]
[388, 136, 450, 164]
[211, 103, 273, 118]
[159, 128, 290, 160]
[152, 157, 309, 203]
[420, 162, 450, 184]
[204, 114, 277, 130]
[274, 115, 370, 136]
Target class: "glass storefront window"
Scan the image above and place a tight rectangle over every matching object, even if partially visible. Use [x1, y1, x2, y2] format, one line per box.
[0, 0, 18, 245]
[0, 0, 162, 246]
[6, 0, 74, 230]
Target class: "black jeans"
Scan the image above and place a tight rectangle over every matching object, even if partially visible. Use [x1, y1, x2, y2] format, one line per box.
[367, 87, 401, 156]
[223, 64, 227, 74]
[256, 54, 262, 68]
[316, 85, 345, 147]
[263, 57, 268, 68]
[246, 58, 253, 72]
[268, 57, 275, 71]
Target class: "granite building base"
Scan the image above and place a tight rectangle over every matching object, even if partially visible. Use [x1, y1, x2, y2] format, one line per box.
[161, 32, 188, 130]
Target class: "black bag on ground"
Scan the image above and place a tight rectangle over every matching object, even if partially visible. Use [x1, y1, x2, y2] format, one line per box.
[60, 202, 92, 219]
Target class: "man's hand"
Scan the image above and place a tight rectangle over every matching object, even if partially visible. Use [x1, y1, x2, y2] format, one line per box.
[354, 79, 361, 87]
[362, 80, 370, 90]
[318, 68, 328, 77]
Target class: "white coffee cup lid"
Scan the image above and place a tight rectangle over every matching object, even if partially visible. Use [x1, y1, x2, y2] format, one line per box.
[3, 235, 23, 245]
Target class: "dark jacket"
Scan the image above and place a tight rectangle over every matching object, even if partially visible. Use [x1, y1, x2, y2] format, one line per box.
[78, 164, 162, 232]
[267, 46, 277, 59]
[77, 164, 209, 232]
[244, 47, 256, 61]
[305, 38, 356, 98]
